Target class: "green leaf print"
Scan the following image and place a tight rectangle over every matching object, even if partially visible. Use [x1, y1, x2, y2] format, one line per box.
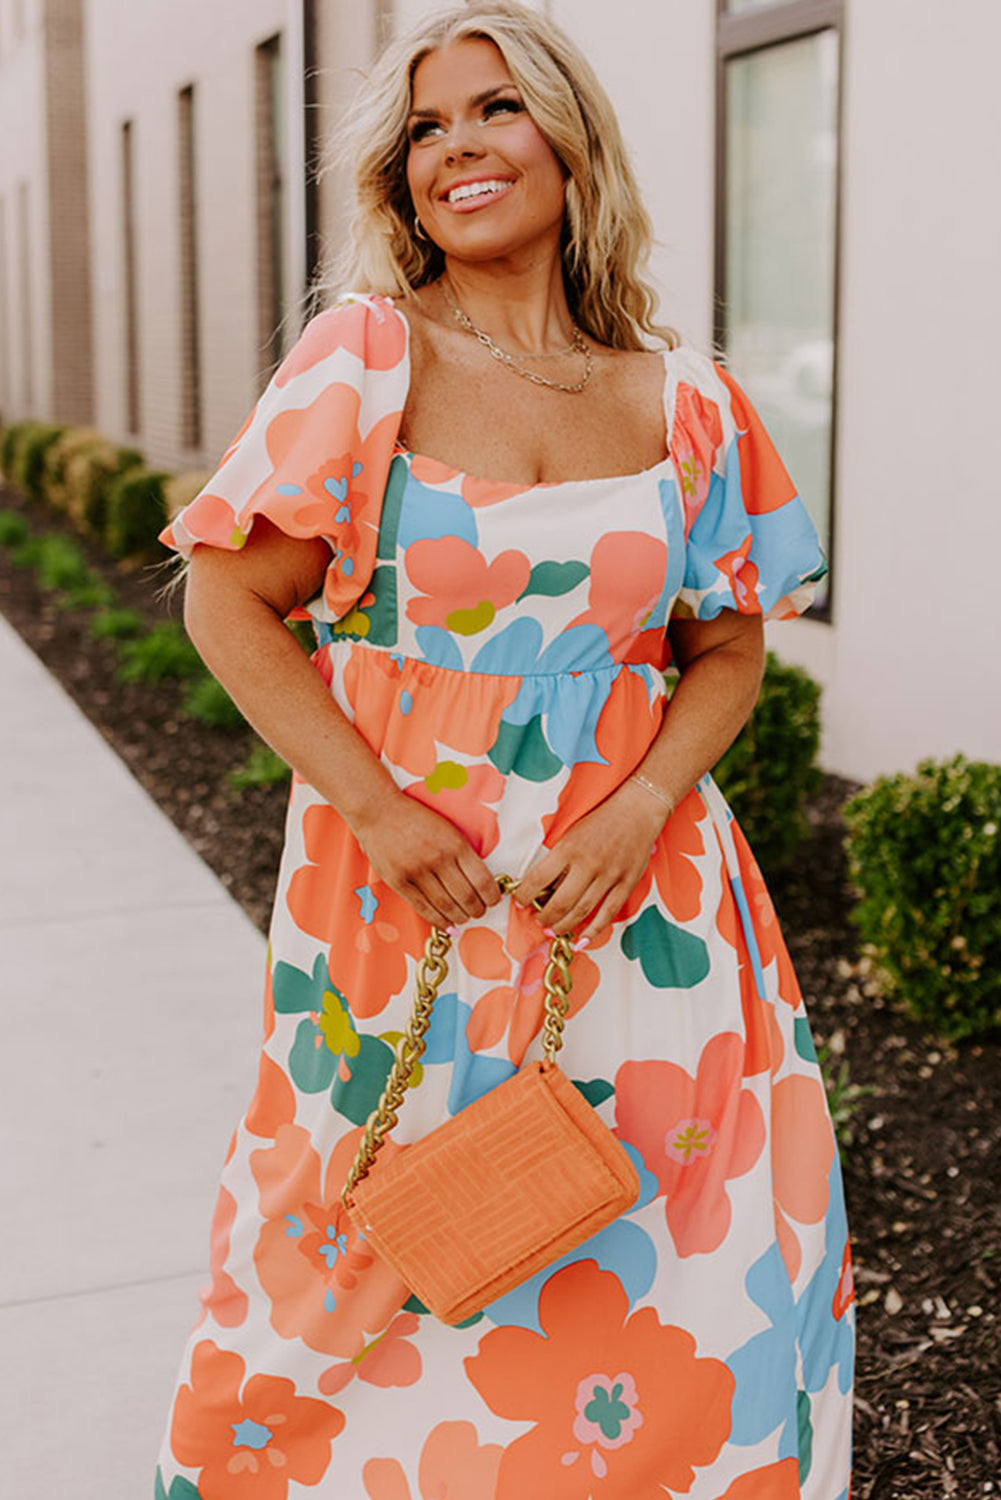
[288, 1017, 338, 1094]
[155, 1473, 203, 1500]
[794, 1016, 819, 1064]
[621, 906, 711, 989]
[376, 454, 408, 559]
[488, 715, 562, 781]
[797, 1388, 814, 1483]
[329, 1033, 395, 1125]
[573, 1078, 615, 1108]
[272, 953, 329, 1014]
[331, 563, 398, 646]
[517, 559, 589, 600]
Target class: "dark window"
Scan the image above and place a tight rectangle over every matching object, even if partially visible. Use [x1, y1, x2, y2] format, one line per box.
[178, 84, 202, 449]
[121, 119, 140, 435]
[255, 33, 285, 387]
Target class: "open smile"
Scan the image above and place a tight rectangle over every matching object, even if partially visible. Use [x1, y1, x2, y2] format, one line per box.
[440, 177, 516, 212]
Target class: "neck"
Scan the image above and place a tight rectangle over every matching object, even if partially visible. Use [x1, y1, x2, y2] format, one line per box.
[442, 250, 576, 355]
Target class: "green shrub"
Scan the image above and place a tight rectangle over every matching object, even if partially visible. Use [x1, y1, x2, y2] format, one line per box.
[0, 510, 30, 547]
[0, 421, 35, 480]
[710, 651, 822, 871]
[104, 466, 170, 559]
[69, 440, 136, 538]
[31, 534, 91, 592]
[181, 675, 246, 732]
[15, 423, 66, 501]
[43, 427, 108, 517]
[89, 607, 144, 641]
[57, 577, 117, 612]
[229, 741, 291, 790]
[844, 755, 1001, 1041]
[115, 622, 201, 683]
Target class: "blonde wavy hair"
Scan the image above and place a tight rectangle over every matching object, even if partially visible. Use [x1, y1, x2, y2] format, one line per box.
[320, 1, 679, 351]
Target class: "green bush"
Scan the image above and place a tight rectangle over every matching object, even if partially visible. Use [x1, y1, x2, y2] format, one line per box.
[89, 607, 144, 641]
[0, 509, 30, 547]
[104, 466, 170, 559]
[182, 675, 246, 732]
[710, 651, 822, 871]
[844, 755, 1001, 1041]
[229, 741, 291, 791]
[116, 622, 202, 683]
[14, 423, 66, 501]
[31, 534, 91, 592]
[0, 421, 35, 480]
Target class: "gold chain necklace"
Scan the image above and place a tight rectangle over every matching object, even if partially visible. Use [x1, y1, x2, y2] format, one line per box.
[439, 277, 593, 394]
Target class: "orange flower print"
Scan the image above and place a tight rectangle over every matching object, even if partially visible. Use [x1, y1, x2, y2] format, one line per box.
[712, 1456, 801, 1499]
[250, 1123, 413, 1359]
[713, 535, 761, 615]
[363, 1420, 504, 1500]
[285, 802, 426, 1018]
[717, 820, 802, 1011]
[194, 1185, 249, 1331]
[343, 647, 520, 779]
[404, 536, 531, 634]
[614, 1034, 766, 1257]
[772, 1072, 836, 1282]
[274, 296, 407, 386]
[671, 380, 723, 534]
[832, 1238, 856, 1321]
[465, 1260, 734, 1498]
[318, 1310, 422, 1397]
[458, 907, 606, 1063]
[714, 364, 798, 516]
[568, 531, 668, 663]
[170, 1338, 343, 1500]
[406, 760, 506, 857]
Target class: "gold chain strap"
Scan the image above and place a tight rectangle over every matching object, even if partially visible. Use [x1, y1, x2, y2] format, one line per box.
[341, 875, 575, 1208]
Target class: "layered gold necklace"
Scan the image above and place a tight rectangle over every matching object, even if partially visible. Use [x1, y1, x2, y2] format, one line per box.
[439, 277, 593, 394]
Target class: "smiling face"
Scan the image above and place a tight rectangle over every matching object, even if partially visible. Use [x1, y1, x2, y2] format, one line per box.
[405, 37, 568, 266]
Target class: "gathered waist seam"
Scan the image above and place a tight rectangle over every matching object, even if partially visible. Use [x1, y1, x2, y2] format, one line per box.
[319, 639, 664, 682]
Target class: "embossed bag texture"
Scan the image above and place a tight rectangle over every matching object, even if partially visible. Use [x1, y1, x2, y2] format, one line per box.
[340, 891, 641, 1325]
[346, 1059, 640, 1325]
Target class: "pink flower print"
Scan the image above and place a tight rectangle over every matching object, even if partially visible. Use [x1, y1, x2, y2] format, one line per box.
[567, 531, 668, 662]
[318, 1311, 422, 1396]
[274, 297, 407, 385]
[671, 381, 723, 535]
[404, 537, 531, 634]
[362, 1420, 504, 1500]
[614, 1034, 766, 1256]
[571, 1372, 645, 1470]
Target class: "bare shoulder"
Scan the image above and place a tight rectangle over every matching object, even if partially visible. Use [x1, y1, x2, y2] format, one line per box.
[591, 342, 669, 403]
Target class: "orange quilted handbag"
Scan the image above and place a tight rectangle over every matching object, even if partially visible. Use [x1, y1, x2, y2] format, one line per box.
[341, 879, 640, 1325]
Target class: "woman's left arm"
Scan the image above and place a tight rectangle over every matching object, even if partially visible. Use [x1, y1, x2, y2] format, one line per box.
[516, 611, 765, 943]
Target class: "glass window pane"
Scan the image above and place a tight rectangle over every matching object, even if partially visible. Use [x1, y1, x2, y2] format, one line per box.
[725, 1, 782, 10]
[725, 30, 839, 609]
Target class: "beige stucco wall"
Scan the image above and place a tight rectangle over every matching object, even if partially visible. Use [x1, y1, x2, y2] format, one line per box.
[0, 0, 51, 420]
[85, 0, 302, 471]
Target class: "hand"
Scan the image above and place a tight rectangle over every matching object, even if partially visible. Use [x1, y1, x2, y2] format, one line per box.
[349, 790, 502, 929]
[516, 780, 670, 944]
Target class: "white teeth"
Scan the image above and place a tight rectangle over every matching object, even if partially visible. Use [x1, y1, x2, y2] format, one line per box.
[447, 179, 511, 204]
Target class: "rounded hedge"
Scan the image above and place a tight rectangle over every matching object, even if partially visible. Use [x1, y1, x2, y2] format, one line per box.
[844, 754, 1001, 1041]
[104, 466, 170, 559]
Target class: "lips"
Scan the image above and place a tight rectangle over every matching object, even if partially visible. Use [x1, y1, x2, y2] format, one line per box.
[440, 176, 515, 212]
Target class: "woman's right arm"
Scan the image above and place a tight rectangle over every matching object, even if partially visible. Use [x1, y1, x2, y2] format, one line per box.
[182, 517, 500, 928]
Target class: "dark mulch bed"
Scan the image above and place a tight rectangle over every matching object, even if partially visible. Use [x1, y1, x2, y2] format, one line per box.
[2, 480, 999, 1498]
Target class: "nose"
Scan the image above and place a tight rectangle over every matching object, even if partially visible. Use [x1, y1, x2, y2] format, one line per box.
[443, 119, 484, 164]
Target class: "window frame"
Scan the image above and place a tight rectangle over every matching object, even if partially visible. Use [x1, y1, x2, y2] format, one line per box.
[715, 0, 845, 624]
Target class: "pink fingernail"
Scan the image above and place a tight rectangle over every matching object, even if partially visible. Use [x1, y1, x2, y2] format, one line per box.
[543, 925, 556, 938]
[574, 936, 591, 951]
[446, 924, 460, 938]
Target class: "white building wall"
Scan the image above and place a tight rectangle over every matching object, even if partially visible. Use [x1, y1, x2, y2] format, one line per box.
[385, 0, 1001, 781]
[770, 0, 1001, 778]
[85, 0, 303, 471]
[0, 0, 51, 420]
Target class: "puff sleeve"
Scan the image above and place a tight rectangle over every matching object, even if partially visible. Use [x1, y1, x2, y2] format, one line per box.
[159, 293, 409, 622]
[667, 349, 827, 621]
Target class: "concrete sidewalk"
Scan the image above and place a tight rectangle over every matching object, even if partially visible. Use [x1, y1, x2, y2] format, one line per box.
[0, 615, 267, 1498]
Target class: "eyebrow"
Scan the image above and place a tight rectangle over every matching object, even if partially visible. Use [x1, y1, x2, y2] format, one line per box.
[407, 83, 520, 122]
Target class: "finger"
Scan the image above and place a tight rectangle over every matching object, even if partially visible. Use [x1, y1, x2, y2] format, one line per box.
[517, 851, 567, 908]
[578, 883, 630, 945]
[426, 869, 478, 928]
[536, 871, 598, 935]
[400, 879, 450, 930]
[437, 860, 490, 922]
[455, 850, 503, 913]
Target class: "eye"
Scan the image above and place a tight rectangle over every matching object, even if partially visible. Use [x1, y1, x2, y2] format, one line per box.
[483, 97, 523, 120]
[408, 118, 442, 143]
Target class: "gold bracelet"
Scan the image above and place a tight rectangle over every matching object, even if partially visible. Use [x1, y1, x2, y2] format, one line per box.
[629, 772, 675, 815]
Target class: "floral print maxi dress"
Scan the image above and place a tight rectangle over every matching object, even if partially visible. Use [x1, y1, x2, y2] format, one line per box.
[157, 295, 854, 1500]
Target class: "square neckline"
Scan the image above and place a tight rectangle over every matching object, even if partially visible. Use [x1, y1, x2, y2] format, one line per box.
[387, 297, 678, 493]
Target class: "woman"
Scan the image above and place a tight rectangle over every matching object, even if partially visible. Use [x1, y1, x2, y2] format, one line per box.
[156, 4, 854, 1497]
